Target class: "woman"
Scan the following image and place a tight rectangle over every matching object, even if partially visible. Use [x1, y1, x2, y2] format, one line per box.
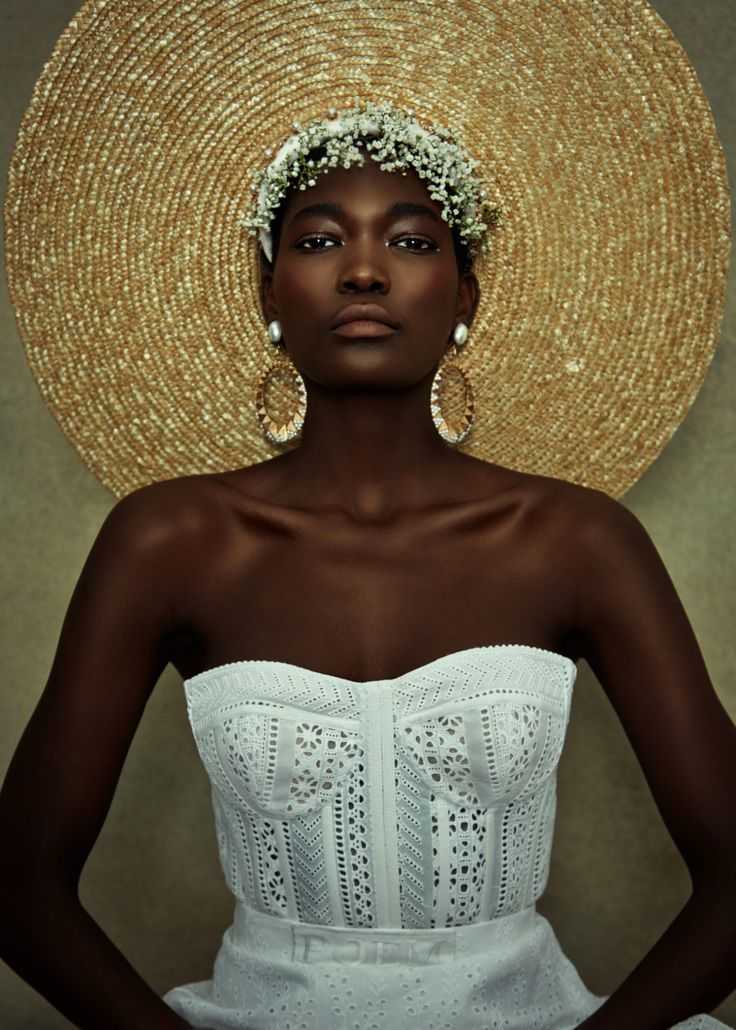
[2, 1, 735, 1027]
[2, 95, 736, 1028]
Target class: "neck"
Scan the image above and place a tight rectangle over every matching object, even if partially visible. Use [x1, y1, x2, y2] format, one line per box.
[276, 374, 460, 521]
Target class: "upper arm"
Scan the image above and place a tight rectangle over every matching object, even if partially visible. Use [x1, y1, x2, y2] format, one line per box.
[0, 482, 198, 885]
[571, 493, 736, 881]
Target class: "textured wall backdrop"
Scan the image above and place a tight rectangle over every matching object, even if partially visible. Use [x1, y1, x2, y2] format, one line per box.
[1, 1, 734, 1026]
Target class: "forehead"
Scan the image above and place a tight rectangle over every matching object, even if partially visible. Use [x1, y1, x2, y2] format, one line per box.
[281, 155, 447, 225]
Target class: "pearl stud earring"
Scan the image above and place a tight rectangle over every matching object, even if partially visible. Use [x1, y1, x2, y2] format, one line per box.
[267, 320, 282, 344]
[453, 322, 469, 347]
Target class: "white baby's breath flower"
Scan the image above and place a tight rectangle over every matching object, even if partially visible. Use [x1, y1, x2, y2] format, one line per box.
[244, 102, 501, 261]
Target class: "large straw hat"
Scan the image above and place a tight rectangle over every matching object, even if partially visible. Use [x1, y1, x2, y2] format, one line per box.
[4, 0, 730, 499]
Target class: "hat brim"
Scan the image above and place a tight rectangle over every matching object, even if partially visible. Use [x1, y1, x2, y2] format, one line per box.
[4, 0, 730, 498]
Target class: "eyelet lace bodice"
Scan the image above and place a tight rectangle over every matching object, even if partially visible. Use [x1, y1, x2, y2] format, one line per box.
[165, 645, 729, 1029]
[184, 644, 573, 929]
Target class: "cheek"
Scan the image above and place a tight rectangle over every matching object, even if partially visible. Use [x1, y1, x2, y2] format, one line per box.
[273, 263, 327, 316]
[404, 264, 459, 322]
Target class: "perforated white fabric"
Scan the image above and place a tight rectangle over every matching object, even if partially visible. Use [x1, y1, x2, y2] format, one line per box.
[163, 645, 730, 1029]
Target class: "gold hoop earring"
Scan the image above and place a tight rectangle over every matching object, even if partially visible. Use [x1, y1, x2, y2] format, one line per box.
[431, 345, 474, 445]
[255, 357, 307, 444]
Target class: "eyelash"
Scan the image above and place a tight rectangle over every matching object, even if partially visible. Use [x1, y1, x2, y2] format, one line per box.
[395, 236, 437, 252]
[294, 235, 339, 251]
[294, 234, 438, 253]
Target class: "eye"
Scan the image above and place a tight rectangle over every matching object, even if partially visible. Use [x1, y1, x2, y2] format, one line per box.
[392, 235, 438, 252]
[294, 234, 341, 251]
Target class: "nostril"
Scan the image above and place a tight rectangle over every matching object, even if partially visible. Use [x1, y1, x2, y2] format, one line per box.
[340, 283, 388, 295]
[339, 274, 389, 294]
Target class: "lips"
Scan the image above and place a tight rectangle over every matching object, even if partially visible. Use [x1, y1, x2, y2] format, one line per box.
[330, 303, 399, 330]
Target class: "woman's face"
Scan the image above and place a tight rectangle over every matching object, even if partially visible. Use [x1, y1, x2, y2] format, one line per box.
[260, 157, 479, 391]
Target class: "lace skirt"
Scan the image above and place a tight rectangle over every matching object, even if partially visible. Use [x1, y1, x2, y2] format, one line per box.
[163, 902, 729, 1030]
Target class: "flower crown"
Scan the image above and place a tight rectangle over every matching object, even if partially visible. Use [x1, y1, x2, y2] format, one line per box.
[244, 102, 501, 263]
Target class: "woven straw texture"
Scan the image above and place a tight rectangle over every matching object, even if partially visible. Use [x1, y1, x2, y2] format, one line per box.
[3, 0, 731, 498]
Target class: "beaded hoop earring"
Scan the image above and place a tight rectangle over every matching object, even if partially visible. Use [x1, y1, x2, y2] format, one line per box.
[255, 357, 307, 444]
[431, 338, 474, 445]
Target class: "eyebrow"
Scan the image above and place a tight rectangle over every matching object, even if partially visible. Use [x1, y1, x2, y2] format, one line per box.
[288, 202, 343, 226]
[386, 202, 442, 224]
[287, 200, 443, 228]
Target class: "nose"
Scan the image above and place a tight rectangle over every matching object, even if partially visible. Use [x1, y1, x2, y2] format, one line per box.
[337, 239, 390, 294]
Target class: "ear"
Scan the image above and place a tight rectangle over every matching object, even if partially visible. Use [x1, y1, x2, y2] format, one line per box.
[259, 269, 278, 325]
[455, 271, 481, 329]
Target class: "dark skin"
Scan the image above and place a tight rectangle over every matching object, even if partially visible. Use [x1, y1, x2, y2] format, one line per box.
[0, 157, 735, 1029]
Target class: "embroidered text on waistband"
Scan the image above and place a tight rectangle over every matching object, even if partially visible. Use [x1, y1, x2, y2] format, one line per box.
[291, 924, 456, 966]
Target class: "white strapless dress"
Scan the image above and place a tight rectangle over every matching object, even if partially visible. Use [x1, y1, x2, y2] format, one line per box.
[163, 645, 730, 1029]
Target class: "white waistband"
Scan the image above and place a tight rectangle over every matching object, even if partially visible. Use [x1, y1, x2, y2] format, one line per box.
[232, 902, 537, 967]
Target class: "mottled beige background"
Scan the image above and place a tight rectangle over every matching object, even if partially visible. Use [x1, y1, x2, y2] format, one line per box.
[1, 1, 734, 1027]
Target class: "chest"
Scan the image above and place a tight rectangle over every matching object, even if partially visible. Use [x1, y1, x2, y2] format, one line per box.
[179, 506, 576, 680]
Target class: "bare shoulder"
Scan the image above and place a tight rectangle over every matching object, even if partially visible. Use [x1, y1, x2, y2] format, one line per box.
[97, 475, 224, 552]
[540, 477, 657, 569]
[511, 475, 680, 648]
[84, 472, 251, 596]
[492, 470, 683, 664]
[499, 466, 652, 558]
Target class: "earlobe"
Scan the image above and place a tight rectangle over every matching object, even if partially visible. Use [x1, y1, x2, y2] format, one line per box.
[457, 272, 481, 329]
[259, 271, 278, 325]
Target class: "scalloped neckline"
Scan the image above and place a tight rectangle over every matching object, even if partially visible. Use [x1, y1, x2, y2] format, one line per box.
[183, 643, 576, 688]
